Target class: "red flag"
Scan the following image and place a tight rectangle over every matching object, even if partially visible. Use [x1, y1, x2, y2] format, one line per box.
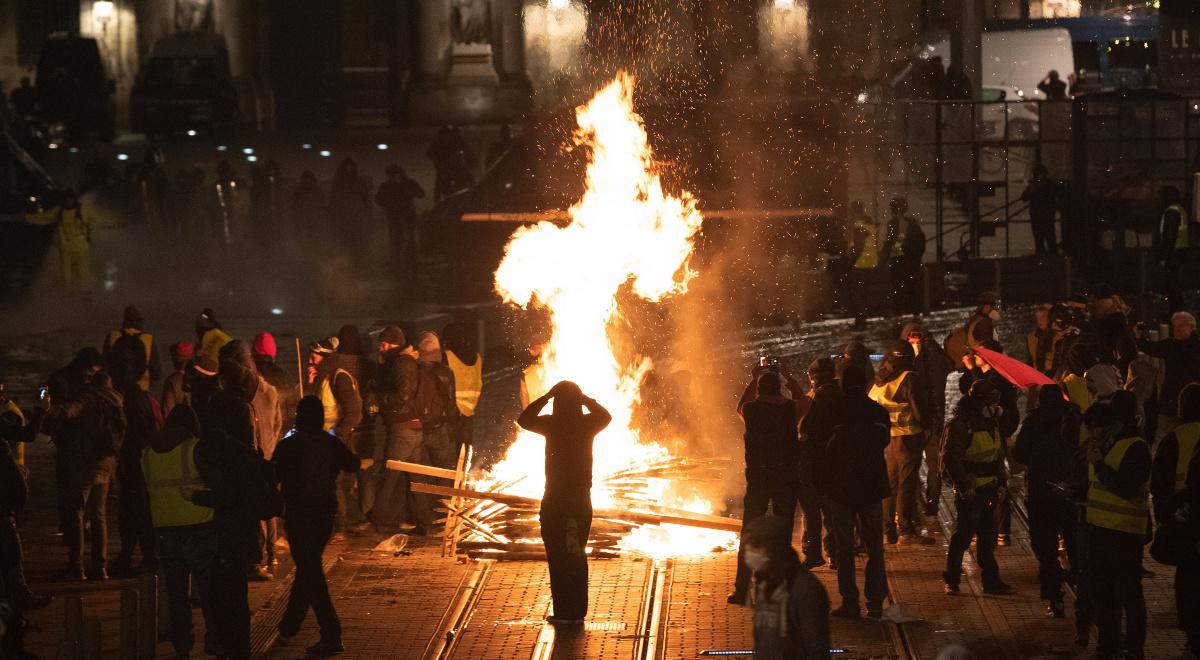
[972, 346, 1056, 389]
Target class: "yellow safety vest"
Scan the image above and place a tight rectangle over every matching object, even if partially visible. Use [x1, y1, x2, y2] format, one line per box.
[107, 330, 155, 391]
[1087, 436, 1150, 535]
[1162, 203, 1189, 249]
[141, 437, 214, 528]
[319, 368, 358, 431]
[869, 371, 922, 436]
[1061, 373, 1093, 445]
[853, 220, 879, 269]
[446, 350, 483, 417]
[523, 363, 547, 405]
[964, 427, 1002, 488]
[1173, 422, 1200, 492]
[199, 328, 232, 365]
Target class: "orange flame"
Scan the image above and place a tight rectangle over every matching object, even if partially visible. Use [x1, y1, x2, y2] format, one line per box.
[489, 72, 735, 557]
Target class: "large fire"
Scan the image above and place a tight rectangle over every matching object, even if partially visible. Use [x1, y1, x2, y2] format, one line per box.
[486, 72, 736, 557]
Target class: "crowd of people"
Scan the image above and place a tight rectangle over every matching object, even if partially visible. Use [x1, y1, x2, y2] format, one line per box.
[731, 292, 1200, 660]
[0, 305, 485, 658]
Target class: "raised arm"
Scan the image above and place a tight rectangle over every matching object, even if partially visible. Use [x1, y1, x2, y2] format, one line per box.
[517, 392, 552, 432]
[583, 396, 612, 432]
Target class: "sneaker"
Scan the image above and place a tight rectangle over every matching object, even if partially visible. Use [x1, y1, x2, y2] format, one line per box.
[831, 603, 860, 618]
[982, 581, 1016, 595]
[727, 591, 747, 606]
[348, 521, 373, 535]
[248, 565, 274, 581]
[1046, 601, 1066, 618]
[943, 582, 960, 595]
[305, 638, 345, 657]
[866, 605, 884, 619]
[546, 616, 585, 626]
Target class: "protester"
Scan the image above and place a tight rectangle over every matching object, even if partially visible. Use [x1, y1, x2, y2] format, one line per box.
[109, 364, 160, 577]
[1027, 304, 1056, 376]
[730, 364, 807, 603]
[1136, 311, 1200, 442]
[373, 326, 422, 533]
[901, 322, 955, 514]
[959, 341, 1021, 544]
[1013, 385, 1076, 618]
[375, 164, 425, 270]
[742, 514, 831, 660]
[103, 305, 162, 392]
[412, 331, 458, 535]
[273, 397, 359, 656]
[870, 340, 934, 544]
[42, 369, 125, 581]
[1021, 164, 1058, 254]
[1038, 70, 1068, 101]
[881, 197, 925, 314]
[0, 401, 50, 611]
[838, 338, 876, 384]
[820, 366, 889, 620]
[942, 380, 1015, 595]
[518, 381, 611, 624]
[1158, 187, 1191, 313]
[28, 189, 93, 294]
[253, 332, 299, 433]
[1083, 401, 1150, 660]
[317, 329, 368, 538]
[195, 308, 233, 365]
[443, 322, 483, 451]
[44, 348, 104, 541]
[945, 291, 1000, 364]
[143, 405, 217, 658]
[1180, 427, 1200, 657]
[797, 358, 839, 568]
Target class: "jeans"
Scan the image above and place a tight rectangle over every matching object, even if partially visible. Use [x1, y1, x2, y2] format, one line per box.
[1088, 525, 1146, 659]
[540, 494, 592, 620]
[1028, 493, 1076, 602]
[373, 423, 423, 528]
[209, 550, 250, 658]
[885, 434, 925, 535]
[157, 524, 217, 656]
[827, 498, 888, 610]
[1074, 509, 1093, 638]
[116, 451, 155, 567]
[281, 516, 341, 640]
[413, 425, 456, 531]
[452, 415, 475, 449]
[66, 479, 109, 573]
[796, 479, 824, 561]
[734, 471, 798, 596]
[944, 486, 1000, 588]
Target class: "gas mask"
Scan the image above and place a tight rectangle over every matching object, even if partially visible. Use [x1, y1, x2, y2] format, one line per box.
[742, 547, 769, 572]
[981, 404, 1001, 419]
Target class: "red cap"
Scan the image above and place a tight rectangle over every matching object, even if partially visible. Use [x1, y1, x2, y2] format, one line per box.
[170, 340, 195, 359]
[253, 331, 277, 359]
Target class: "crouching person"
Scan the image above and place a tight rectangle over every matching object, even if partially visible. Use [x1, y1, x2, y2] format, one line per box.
[744, 514, 831, 660]
[142, 405, 216, 658]
[273, 396, 359, 656]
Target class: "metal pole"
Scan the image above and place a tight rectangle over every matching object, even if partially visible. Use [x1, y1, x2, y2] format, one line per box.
[936, 102, 945, 262]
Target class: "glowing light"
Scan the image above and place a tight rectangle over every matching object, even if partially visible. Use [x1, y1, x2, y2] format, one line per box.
[242, 147, 254, 155]
[376, 143, 389, 150]
[246, 155, 258, 163]
[92, 1, 114, 26]
[216, 145, 228, 152]
[319, 150, 332, 158]
[548, 0, 569, 8]
[48, 143, 59, 150]
[301, 143, 312, 150]
[271, 307, 284, 316]
[773, 0, 796, 8]
[487, 72, 733, 558]
[186, 129, 197, 137]
[116, 153, 129, 161]
[69, 147, 79, 153]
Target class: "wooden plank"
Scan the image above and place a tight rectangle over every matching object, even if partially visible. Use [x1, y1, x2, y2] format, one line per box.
[385, 460, 458, 480]
[461, 208, 836, 223]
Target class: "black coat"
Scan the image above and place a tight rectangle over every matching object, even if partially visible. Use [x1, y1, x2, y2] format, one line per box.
[194, 435, 265, 563]
[819, 389, 890, 506]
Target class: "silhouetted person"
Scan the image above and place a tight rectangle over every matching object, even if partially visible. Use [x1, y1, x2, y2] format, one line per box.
[1038, 70, 1068, 101]
[291, 170, 326, 254]
[329, 158, 369, 259]
[742, 514, 831, 660]
[9, 76, 36, 118]
[1022, 164, 1058, 254]
[249, 161, 281, 255]
[273, 397, 358, 656]
[485, 123, 514, 168]
[428, 125, 476, 202]
[109, 364, 159, 577]
[375, 164, 425, 270]
[518, 381, 612, 624]
[945, 64, 973, 100]
[1157, 186, 1192, 313]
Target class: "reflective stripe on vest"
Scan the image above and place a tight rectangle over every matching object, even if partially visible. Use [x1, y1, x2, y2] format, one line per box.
[523, 363, 547, 404]
[447, 351, 483, 417]
[964, 428, 1002, 488]
[1086, 436, 1150, 535]
[1174, 422, 1200, 492]
[1162, 204, 1189, 249]
[108, 330, 155, 391]
[142, 437, 213, 528]
[869, 371, 922, 436]
[319, 368, 358, 431]
[853, 221, 879, 269]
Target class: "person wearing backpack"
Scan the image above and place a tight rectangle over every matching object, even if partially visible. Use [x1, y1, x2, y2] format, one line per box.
[1151, 383, 1200, 654]
[373, 326, 422, 533]
[109, 364, 162, 577]
[411, 331, 458, 535]
[102, 305, 162, 392]
[272, 397, 359, 656]
[820, 366, 890, 620]
[944, 291, 1001, 365]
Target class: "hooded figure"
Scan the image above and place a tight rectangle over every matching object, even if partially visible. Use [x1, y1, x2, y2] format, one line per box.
[219, 340, 282, 459]
[742, 514, 831, 660]
[901, 321, 955, 513]
[870, 340, 933, 544]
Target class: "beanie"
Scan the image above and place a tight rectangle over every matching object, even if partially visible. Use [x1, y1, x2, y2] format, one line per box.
[253, 332, 277, 359]
[170, 340, 195, 360]
[379, 325, 406, 346]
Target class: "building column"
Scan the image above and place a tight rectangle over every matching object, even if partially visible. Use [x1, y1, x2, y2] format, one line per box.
[418, 0, 451, 80]
[497, 0, 527, 82]
[951, 0, 984, 100]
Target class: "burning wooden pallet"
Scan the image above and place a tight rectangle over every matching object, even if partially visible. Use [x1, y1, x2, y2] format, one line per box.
[391, 457, 742, 560]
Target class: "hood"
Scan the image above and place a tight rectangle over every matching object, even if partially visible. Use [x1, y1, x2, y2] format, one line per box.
[68, 347, 104, 373]
[218, 361, 259, 400]
[875, 354, 914, 384]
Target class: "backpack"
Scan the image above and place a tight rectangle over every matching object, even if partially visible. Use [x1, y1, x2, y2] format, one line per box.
[414, 362, 452, 427]
[943, 317, 981, 366]
[110, 332, 148, 382]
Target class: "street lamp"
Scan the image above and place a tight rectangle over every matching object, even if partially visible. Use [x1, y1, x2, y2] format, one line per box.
[92, 1, 115, 33]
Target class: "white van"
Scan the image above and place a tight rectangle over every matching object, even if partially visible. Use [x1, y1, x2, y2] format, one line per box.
[923, 28, 1075, 100]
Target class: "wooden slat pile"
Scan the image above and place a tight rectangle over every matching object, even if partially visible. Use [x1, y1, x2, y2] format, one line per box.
[396, 456, 742, 561]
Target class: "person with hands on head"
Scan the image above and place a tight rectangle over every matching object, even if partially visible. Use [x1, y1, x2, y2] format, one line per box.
[729, 360, 807, 605]
[517, 381, 611, 625]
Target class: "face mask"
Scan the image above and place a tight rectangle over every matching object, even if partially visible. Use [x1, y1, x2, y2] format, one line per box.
[981, 405, 1000, 419]
[988, 309, 1001, 322]
[742, 548, 769, 572]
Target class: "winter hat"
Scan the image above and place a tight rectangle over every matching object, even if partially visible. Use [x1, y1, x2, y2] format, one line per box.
[296, 395, 325, 432]
[196, 308, 219, 332]
[807, 357, 837, 383]
[70, 347, 104, 371]
[253, 332, 277, 359]
[742, 514, 792, 549]
[977, 291, 1000, 307]
[310, 337, 338, 356]
[122, 305, 144, 330]
[170, 341, 194, 361]
[379, 325, 406, 346]
[415, 331, 441, 361]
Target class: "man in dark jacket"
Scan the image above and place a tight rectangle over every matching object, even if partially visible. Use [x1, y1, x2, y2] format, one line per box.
[413, 331, 458, 535]
[273, 397, 358, 656]
[743, 514, 831, 660]
[960, 341, 1021, 544]
[375, 164, 425, 270]
[1137, 311, 1199, 442]
[43, 369, 125, 580]
[253, 332, 299, 433]
[1021, 164, 1058, 254]
[110, 365, 160, 576]
[820, 366, 890, 620]
[373, 326, 423, 532]
[1013, 385, 1077, 618]
[44, 348, 104, 542]
[869, 341, 934, 544]
[798, 358, 841, 569]
[941, 380, 1015, 595]
[901, 322, 955, 514]
[0, 401, 51, 610]
[730, 364, 808, 603]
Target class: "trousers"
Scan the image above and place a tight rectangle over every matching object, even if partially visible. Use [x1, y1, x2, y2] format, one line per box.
[209, 550, 250, 658]
[1088, 525, 1146, 659]
[281, 516, 341, 640]
[827, 498, 888, 610]
[885, 434, 925, 535]
[1027, 493, 1077, 602]
[944, 487, 1001, 588]
[413, 425, 456, 531]
[65, 479, 109, 573]
[157, 524, 217, 656]
[540, 494, 592, 620]
[734, 472, 799, 596]
[373, 424, 423, 528]
[1177, 554, 1200, 650]
[116, 451, 155, 566]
